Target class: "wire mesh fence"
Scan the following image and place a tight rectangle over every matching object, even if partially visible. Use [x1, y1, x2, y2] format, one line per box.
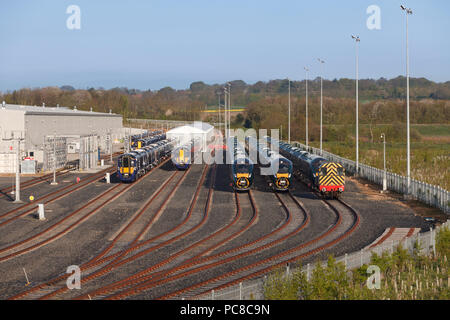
[291, 141, 449, 214]
[185, 221, 449, 300]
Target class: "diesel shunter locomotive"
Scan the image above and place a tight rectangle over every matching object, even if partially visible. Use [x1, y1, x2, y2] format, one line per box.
[269, 137, 345, 198]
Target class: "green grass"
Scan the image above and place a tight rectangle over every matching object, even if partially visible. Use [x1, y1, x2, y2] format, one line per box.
[264, 226, 450, 300]
[412, 124, 450, 136]
[302, 124, 450, 190]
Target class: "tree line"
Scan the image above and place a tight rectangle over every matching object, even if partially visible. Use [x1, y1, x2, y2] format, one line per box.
[1, 77, 449, 136]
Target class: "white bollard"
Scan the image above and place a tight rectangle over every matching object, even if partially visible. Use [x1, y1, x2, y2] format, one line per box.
[38, 204, 45, 220]
[101, 159, 104, 167]
[106, 172, 110, 184]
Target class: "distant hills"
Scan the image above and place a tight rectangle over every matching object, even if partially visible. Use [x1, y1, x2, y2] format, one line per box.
[0, 76, 448, 122]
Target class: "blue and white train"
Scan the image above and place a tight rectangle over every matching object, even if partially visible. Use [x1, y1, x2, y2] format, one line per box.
[171, 137, 202, 170]
[227, 136, 254, 191]
[246, 136, 293, 191]
[118, 139, 175, 182]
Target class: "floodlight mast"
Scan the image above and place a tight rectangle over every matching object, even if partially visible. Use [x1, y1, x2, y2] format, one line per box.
[317, 58, 325, 154]
[304, 67, 309, 148]
[351, 35, 360, 174]
[401, 5, 412, 194]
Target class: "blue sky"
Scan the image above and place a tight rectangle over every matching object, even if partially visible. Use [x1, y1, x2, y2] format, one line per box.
[0, 0, 449, 91]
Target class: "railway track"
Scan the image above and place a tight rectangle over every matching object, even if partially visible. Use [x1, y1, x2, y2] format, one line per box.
[0, 170, 71, 198]
[0, 158, 174, 264]
[0, 152, 121, 199]
[0, 166, 116, 228]
[7, 161, 200, 300]
[7, 156, 360, 301]
[62, 183, 309, 300]
[159, 197, 359, 300]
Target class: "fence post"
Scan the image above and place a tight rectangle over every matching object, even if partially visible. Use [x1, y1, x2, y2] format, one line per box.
[307, 263, 310, 281]
[360, 249, 363, 267]
[344, 253, 348, 270]
[431, 227, 436, 256]
[211, 290, 214, 300]
[239, 282, 243, 301]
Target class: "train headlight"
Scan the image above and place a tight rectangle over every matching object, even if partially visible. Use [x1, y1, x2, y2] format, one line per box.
[339, 187, 344, 192]
[321, 187, 327, 192]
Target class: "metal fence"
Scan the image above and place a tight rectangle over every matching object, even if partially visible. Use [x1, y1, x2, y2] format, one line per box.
[291, 141, 450, 214]
[79, 135, 98, 170]
[190, 220, 449, 300]
[127, 118, 224, 131]
[43, 136, 67, 171]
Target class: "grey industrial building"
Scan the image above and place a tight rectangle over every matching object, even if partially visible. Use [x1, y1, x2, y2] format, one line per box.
[0, 103, 123, 173]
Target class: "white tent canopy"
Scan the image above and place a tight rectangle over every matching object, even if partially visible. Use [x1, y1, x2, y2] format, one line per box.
[166, 121, 214, 151]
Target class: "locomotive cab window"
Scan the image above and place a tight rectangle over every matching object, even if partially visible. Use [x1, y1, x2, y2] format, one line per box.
[236, 164, 250, 173]
[320, 167, 327, 176]
[122, 157, 130, 167]
[337, 167, 344, 175]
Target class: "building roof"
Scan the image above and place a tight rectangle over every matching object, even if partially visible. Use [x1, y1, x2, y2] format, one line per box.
[0, 103, 122, 117]
[167, 122, 214, 135]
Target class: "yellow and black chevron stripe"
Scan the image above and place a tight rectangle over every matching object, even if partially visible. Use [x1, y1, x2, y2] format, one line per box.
[318, 162, 345, 186]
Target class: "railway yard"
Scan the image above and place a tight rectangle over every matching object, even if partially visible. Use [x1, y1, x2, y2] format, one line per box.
[0, 148, 446, 300]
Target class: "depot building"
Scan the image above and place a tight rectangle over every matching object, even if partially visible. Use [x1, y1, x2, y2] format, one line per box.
[0, 102, 123, 173]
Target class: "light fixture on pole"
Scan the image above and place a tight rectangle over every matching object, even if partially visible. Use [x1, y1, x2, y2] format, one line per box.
[223, 86, 228, 139]
[401, 4, 412, 194]
[216, 91, 221, 135]
[380, 133, 387, 192]
[51, 130, 58, 185]
[288, 78, 291, 144]
[304, 67, 309, 148]
[351, 35, 360, 175]
[227, 82, 231, 138]
[317, 58, 325, 154]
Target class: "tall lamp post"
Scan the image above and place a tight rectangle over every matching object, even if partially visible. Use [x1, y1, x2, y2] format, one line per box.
[401, 5, 412, 194]
[381, 133, 387, 191]
[217, 91, 221, 135]
[351, 35, 360, 175]
[288, 78, 291, 144]
[227, 82, 231, 138]
[223, 87, 228, 139]
[317, 58, 325, 154]
[51, 130, 58, 185]
[304, 67, 309, 148]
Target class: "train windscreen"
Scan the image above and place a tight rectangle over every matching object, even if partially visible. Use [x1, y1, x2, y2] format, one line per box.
[235, 163, 251, 173]
[122, 156, 130, 167]
[278, 159, 292, 173]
